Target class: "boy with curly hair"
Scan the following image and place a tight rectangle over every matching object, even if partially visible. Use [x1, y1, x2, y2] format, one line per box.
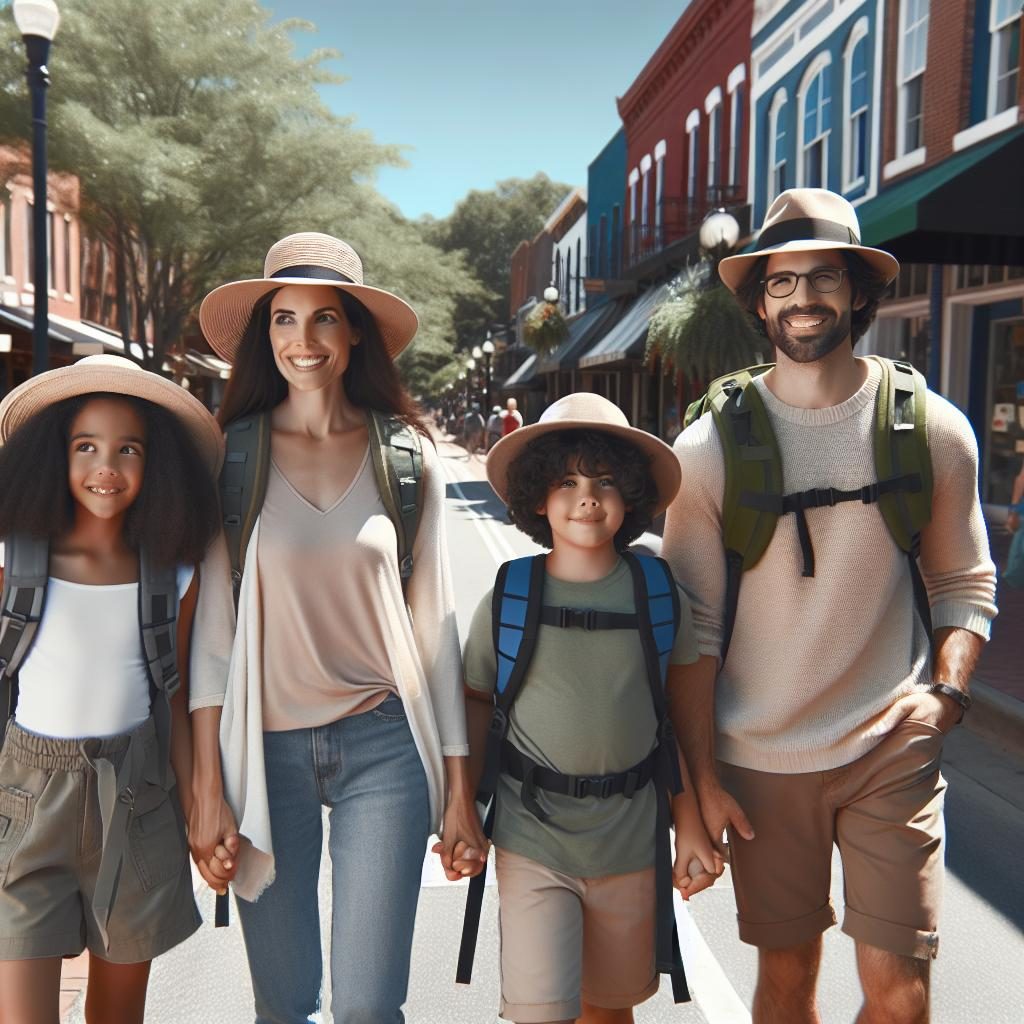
[456, 393, 719, 1024]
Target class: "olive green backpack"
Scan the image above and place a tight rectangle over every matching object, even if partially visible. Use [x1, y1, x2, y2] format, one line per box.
[683, 355, 933, 661]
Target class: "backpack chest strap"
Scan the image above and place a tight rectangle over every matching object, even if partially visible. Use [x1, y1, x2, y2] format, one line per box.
[538, 606, 638, 630]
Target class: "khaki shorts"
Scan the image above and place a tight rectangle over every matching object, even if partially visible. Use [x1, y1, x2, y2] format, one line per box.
[0, 719, 200, 963]
[719, 718, 946, 960]
[495, 846, 658, 1023]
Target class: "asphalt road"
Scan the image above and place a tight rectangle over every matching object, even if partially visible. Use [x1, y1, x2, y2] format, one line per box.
[72, 440, 1024, 1023]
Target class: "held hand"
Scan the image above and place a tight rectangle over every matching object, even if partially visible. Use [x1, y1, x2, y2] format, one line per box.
[1007, 510, 1020, 534]
[433, 794, 489, 881]
[695, 780, 754, 861]
[889, 690, 961, 735]
[673, 823, 725, 900]
[188, 795, 240, 894]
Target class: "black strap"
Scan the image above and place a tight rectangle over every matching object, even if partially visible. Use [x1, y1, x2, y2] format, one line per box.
[456, 799, 495, 986]
[721, 548, 744, 666]
[908, 536, 933, 637]
[537, 606, 638, 630]
[757, 216, 861, 250]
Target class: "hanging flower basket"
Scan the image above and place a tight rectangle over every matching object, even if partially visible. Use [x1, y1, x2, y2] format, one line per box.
[523, 301, 570, 354]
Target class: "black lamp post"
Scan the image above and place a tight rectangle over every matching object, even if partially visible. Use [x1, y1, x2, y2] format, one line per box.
[13, 0, 60, 377]
[475, 333, 495, 411]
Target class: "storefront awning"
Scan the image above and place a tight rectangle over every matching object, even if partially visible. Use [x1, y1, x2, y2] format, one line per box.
[857, 126, 1024, 265]
[502, 352, 539, 389]
[578, 284, 669, 369]
[535, 300, 625, 375]
[0, 306, 148, 358]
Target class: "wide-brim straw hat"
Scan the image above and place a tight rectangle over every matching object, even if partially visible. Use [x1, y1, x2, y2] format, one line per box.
[718, 188, 900, 293]
[199, 232, 419, 364]
[486, 393, 682, 517]
[0, 355, 224, 474]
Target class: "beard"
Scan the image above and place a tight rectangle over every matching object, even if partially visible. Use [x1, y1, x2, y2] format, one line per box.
[764, 305, 852, 363]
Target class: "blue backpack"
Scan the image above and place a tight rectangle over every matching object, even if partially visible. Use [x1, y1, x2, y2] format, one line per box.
[456, 550, 691, 1004]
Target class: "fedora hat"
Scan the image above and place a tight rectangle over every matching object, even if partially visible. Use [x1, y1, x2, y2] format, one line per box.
[718, 188, 899, 293]
[0, 355, 224, 474]
[486, 393, 682, 517]
[199, 232, 419, 364]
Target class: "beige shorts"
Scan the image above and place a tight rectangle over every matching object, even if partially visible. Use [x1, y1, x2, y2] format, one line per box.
[719, 718, 947, 960]
[495, 846, 658, 1023]
[0, 719, 200, 963]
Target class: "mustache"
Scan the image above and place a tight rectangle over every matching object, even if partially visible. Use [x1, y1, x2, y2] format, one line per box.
[779, 305, 834, 320]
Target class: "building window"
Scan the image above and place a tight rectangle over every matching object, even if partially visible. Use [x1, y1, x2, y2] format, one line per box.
[707, 103, 722, 192]
[565, 248, 572, 310]
[990, 0, 1021, 116]
[47, 211, 56, 292]
[729, 83, 745, 188]
[0, 188, 11, 280]
[63, 214, 72, 295]
[687, 124, 700, 201]
[640, 167, 650, 231]
[898, 0, 929, 155]
[845, 28, 870, 187]
[26, 199, 33, 286]
[800, 58, 832, 188]
[575, 238, 582, 311]
[654, 141, 666, 242]
[769, 90, 789, 200]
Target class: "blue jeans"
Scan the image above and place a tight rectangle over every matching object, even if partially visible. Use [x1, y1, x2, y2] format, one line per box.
[236, 695, 430, 1024]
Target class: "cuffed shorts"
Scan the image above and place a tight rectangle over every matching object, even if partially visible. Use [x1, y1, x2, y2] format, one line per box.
[495, 846, 658, 1023]
[719, 718, 947, 960]
[0, 718, 200, 963]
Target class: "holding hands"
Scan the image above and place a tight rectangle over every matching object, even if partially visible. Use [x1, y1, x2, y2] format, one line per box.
[187, 791, 242, 895]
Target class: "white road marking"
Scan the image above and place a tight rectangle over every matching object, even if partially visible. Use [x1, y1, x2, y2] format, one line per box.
[440, 452, 520, 564]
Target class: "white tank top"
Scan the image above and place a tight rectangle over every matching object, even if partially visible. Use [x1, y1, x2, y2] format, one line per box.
[8, 565, 193, 740]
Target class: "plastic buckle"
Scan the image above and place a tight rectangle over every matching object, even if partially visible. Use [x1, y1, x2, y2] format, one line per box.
[814, 488, 837, 507]
[573, 775, 612, 799]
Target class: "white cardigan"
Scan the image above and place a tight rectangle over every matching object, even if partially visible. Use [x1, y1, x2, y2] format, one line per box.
[189, 439, 467, 901]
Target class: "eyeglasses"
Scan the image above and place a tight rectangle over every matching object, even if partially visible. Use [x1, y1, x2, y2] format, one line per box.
[761, 268, 846, 299]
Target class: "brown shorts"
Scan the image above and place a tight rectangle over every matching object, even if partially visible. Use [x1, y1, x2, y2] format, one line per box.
[0, 719, 200, 963]
[495, 846, 659, 1023]
[719, 718, 946, 960]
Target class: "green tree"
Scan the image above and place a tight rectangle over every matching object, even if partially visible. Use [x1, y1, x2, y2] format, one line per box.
[427, 172, 572, 350]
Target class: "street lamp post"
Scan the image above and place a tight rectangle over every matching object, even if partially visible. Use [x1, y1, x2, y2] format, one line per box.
[481, 333, 495, 411]
[13, 0, 60, 377]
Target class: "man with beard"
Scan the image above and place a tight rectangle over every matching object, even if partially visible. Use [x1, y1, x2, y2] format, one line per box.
[661, 189, 997, 1024]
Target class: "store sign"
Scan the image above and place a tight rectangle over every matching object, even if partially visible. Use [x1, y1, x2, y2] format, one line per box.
[992, 403, 1015, 432]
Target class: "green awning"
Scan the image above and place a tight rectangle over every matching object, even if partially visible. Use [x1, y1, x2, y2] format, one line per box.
[856, 125, 1024, 265]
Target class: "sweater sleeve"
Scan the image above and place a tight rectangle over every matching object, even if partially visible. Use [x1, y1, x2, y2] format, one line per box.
[661, 415, 727, 660]
[188, 529, 236, 711]
[407, 438, 469, 756]
[919, 395, 998, 638]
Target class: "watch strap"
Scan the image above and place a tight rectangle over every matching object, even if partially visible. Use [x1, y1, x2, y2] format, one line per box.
[929, 682, 972, 719]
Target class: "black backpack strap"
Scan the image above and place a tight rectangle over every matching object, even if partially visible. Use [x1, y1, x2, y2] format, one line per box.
[457, 553, 546, 987]
[0, 535, 49, 736]
[623, 552, 690, 1003]
[368, 412, 423, 592]
[220, 413, 271, 609]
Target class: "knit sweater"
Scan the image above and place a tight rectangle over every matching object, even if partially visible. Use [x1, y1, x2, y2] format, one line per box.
[662, 359, 997, 774]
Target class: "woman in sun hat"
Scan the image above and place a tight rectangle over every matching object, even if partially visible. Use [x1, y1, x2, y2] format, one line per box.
[0, 355, 233, 1023]
[191, 233, 485, 1023]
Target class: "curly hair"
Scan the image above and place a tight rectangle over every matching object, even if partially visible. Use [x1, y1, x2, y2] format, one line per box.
[504, 429, 659, 550]
[733, 250, 892, 345]
[0, 393, 221, 568]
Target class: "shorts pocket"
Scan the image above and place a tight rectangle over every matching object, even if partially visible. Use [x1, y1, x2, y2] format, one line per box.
[371, 694, 407, 722]
[128, 752, 187, 893]
[0, 784, 33, 887]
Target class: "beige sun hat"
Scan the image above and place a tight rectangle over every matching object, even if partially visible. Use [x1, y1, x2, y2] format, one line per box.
[486, 392, 682, 517]
[199, 232, 419, 364]
[718, 188, 900, 293]
[0, 355, 224, 474]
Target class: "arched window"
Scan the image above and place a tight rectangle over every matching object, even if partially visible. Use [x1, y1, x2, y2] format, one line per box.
[768, 89, 789, 200]
[685, 109, 701, 203]
[727, 64, 747, 189]
[799, 56, 832, 188]
[705, 87, 723, 194]
[844, 21, 870, 188]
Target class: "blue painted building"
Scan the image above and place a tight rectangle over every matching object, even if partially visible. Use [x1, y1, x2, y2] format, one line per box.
[584, 128, 627, 308]
[749, 0, 884, 225]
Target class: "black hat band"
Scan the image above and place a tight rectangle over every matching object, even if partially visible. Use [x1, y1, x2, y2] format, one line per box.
[757, 217, 861, 251]
[270, 265, 356, 284]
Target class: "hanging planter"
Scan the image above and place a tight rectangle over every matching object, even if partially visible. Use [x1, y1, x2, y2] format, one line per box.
[523, 299, 570, 354]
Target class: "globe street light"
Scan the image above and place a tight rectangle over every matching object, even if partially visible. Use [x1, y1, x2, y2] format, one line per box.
[543, 284, 560, 304]
[481, 332, 495, 411]
[13, 0, 60, 377]
[699, 207, 741, 259]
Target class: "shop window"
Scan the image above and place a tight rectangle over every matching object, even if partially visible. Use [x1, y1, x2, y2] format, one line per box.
[899, 315, 931, 374]
[990, 0, 1021, 116]
[799, 57, 832, 188]
[984, 321, 1024, 504]
[898, 0, 929, 155]
[888, 263, 930, 300]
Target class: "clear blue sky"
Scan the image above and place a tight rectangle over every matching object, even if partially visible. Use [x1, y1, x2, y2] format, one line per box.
[271, 1, 691, 220]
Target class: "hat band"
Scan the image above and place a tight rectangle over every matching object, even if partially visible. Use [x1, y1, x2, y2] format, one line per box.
[757, 217, 861, 252]
[269, 264, 356, 284]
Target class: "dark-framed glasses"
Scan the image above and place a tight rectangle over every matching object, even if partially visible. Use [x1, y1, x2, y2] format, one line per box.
[762, 267, 846, 299]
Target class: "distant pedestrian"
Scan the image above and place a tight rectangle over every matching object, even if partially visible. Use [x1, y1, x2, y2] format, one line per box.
[486, 405, 504, 451]
[195, 233, 485, 1024]
[664, 189, 998, 1024]
[0, 356, 231, 1024]
[502, 396, 523, 435]
[463, 403, 486, 453]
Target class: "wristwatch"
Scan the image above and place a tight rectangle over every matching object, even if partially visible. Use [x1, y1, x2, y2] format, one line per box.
[928, 682, 972, 722]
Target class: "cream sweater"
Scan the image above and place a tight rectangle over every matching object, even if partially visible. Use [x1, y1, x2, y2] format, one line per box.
[187, 437, 467, 901]
[663, 360, 997, 774]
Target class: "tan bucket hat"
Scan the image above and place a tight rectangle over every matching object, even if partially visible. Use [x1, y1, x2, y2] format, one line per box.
[0, 355, 224, 474]
[199, 232, 419, 364]
[718, 188, 900, 293]
[486, 392, 682, 516]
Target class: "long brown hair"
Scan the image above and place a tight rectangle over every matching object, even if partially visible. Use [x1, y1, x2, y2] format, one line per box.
[216, 288, 426, 433]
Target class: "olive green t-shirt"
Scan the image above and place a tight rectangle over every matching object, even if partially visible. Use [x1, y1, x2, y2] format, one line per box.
[464, 557, 698, 878]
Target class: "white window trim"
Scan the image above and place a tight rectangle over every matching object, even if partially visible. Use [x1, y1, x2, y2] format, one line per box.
[639, 153, 653, 174]
[896, 0, 930, 158]
[704, 86, 723, 115]
[768, 88, 789, 200]
[654, 138, 667, 161]
[952, 104, 1020, 150]
[727, 63, 747, 94]
[842, 17, 871, 193]
[686, 108, 701, 132]
[797, 52, 832, 188]
[883, 146, 927, 179]
[628, 167, 640, 187]
[988, 1, 1021, 118]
